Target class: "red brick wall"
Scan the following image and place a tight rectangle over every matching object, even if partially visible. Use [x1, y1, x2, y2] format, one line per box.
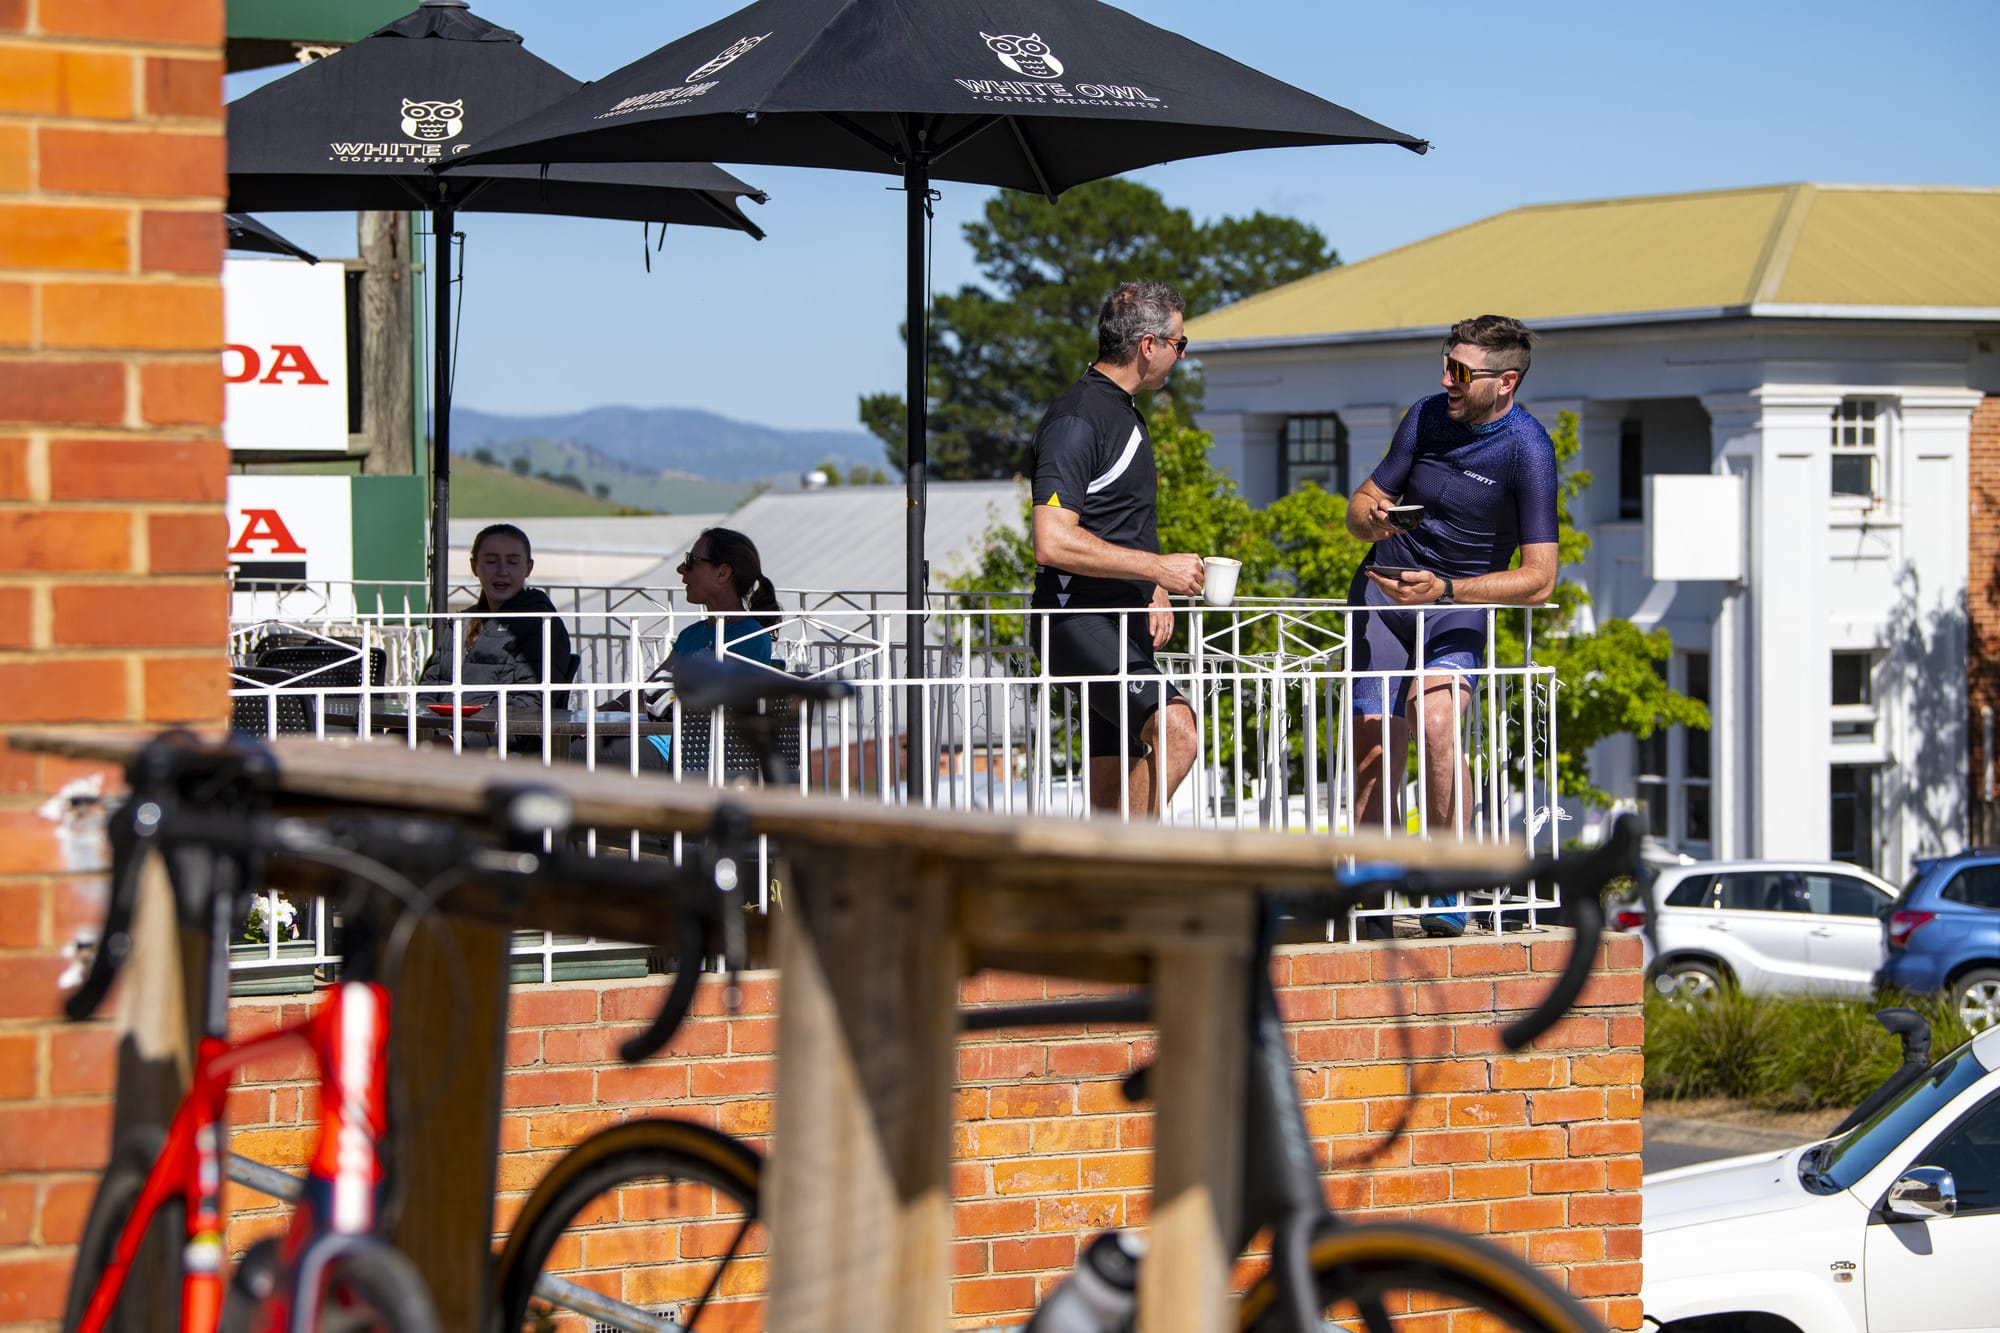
[0, 0, 228, 1325]
[223, 934, 1646, 1332]
[1971, 394, 2000, 844]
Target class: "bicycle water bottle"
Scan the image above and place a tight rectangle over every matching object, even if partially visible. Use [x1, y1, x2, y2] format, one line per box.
[1026, 1229, 1146, 1333]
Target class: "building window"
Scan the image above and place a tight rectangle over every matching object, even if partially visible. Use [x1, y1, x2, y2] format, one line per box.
[1682, 650, 1711, 844]
[1830, 765, 1877, 869]
[1830, 398, 1884, 501]
[1618, 421, 1643, 520]
[1280, 414, 1347, 497]
[1632, 652, 1712, 852]
[1831, 649, 1878, 741]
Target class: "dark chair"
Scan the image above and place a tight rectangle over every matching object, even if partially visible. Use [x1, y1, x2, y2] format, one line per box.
[229, 666, 317, 738]
[676, 692, 801, 781]
[255, 642, 387, 691]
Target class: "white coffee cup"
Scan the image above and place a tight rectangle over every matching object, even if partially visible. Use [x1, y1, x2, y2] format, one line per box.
[1202, 556, 1242, 608]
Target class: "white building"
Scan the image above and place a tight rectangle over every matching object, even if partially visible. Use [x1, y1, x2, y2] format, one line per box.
[1189, 183, 2000, 879]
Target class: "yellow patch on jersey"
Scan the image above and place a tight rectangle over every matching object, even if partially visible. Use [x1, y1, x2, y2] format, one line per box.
[1044, 492, 1062, 508]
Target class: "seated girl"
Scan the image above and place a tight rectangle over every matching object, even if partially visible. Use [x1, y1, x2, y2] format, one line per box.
[418, 523, 574, 713]
[598, 527, 783, 773]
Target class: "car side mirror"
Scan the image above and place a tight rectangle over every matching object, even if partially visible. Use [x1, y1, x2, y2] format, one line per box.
[1885, 1166, 1957, 1221]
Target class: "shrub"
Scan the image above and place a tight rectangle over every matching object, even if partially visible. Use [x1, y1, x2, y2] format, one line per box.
[1644, 990, 1975, 1110]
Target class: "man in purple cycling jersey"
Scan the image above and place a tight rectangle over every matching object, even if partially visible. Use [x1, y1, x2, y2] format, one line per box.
[1345, 317, 1558, 920]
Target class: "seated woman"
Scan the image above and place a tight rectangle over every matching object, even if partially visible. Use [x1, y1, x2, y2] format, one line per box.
[598, 526, 783, 773]
[418, 523, 574, 715]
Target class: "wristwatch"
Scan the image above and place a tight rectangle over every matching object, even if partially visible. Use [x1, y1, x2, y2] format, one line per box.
[1436, 577, 1456, 605]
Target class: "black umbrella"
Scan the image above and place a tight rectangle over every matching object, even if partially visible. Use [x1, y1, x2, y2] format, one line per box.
[447, 0, 1425, 790]
[227, 0, 769, 611]
[225, 213, 320, 263]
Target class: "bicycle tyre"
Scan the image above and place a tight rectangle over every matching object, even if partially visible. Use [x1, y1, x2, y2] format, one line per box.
[1237, 1219, 1606, 1333]
[62, 1127, 184, 1333]
[491, 1118, 764, 1333]
[314, 1241, 443, 1333]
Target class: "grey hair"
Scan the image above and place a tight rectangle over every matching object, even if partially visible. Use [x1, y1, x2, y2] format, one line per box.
[1096, 281, 1186, 365]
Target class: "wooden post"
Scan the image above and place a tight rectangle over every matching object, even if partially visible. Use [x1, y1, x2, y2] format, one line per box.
[766, 846, 962, 1333]
[1140, 935, 1251, 1333]
[110, 853, 208, 1333]
[358, 210, 414, 477]
[384, 917, 510, 1330]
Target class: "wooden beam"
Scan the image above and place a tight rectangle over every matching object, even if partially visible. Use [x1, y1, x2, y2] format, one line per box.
[766, 846, 961, 1333]
[1140, 920, 1252, 1333]
[385, 917, 510, 1331]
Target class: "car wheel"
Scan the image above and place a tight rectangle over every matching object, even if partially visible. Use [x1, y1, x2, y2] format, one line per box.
[1652, 959, 1725, 1005]
[1952, 969, 2000, 1031]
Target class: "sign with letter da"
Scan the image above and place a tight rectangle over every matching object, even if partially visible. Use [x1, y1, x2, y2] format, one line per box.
[223, 258, 349, 453]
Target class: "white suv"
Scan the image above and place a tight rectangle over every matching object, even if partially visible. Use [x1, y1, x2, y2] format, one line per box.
[1644, 1023, 2000, 1332]
[1625, 860, 1898, 1000]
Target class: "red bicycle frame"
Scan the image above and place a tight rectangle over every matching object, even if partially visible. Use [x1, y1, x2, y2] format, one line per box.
[76, 979, 393, 1333]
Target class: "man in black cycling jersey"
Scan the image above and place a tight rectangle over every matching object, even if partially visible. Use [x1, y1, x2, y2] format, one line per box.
[1346, 316, 1559, 929]
[1029, 280, 1206, 817]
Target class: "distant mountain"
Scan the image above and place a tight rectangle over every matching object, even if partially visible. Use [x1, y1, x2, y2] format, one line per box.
[451, 405, 880, 485]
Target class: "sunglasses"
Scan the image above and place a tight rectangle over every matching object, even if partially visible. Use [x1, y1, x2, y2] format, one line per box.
[1151, 330, 1190, 355]
[679, 551, 717, 569]
[1444, 355, 1511, 386]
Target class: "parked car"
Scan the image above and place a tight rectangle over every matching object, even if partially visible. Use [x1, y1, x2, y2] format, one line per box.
[1643, 1021, 2000, 1333]
[1874, 847, 2000, 1029]
[1618, 860, 1899, 1001]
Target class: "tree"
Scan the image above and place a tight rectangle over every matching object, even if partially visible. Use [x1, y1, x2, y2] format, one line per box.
[862, 178, 1334, 479]
[509, 454, 531, 476]
[949, 406, 1706, 805]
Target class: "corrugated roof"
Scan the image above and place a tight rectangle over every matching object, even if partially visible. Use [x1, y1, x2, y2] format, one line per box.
[452, 483, 1026, 608]
[1188, 184, 2000, 347]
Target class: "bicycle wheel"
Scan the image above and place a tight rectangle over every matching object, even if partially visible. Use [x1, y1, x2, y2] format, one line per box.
[62, 1127, 184, 1333]
[1238, 1220, 1606, 1333]
[492, 1118, 765, 1333]
[315, 1241, 443, 1333]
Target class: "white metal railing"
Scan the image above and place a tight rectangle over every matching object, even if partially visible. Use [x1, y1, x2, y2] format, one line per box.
[226, 586, 1565, 983]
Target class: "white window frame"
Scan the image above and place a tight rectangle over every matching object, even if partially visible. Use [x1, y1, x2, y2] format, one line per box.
[1830, 647, 1887, 761]
[1829, 396, 1892, 511]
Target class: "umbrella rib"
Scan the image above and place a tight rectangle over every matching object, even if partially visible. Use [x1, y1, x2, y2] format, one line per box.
[692, 190, 766, 242]
[1000, 118, 1056, 202]
[822, 111, 901, 161]
[930, 115, 1002, 163]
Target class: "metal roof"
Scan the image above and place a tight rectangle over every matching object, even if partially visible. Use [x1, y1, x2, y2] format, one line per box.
[449, 482, 1027, 607]
[679, 480, 1026, 606]
[1187, 184, 2000, 349]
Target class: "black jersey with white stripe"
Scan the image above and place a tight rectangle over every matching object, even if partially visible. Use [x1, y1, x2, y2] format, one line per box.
[1029, 367, 1157, 609]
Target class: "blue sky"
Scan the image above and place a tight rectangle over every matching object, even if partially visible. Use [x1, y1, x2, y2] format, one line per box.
[232, 0, 1996, 439]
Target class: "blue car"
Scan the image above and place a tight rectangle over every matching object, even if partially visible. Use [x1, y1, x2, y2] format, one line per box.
[1873, 848, 2000, 1028]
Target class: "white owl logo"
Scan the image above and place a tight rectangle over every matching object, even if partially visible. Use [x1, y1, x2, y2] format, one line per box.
[981, 32, 1063, 80]
[399, 98, 465, 141]
[686, 33, 770, 84]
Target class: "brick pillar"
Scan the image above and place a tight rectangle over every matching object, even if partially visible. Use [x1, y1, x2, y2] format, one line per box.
[0, 1, 228, 1325]
[1971, 395, 2000, 846]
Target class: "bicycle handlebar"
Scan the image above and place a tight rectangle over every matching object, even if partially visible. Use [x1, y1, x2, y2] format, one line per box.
[1314, 813, 1643, 1051]
[66, 734, 752, 1068]
[670, 655, 852, 714]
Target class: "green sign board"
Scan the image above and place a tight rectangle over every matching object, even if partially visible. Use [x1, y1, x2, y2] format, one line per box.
[227, 0, 413, 69]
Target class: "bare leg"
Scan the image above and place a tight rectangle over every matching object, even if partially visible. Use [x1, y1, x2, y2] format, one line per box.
[1352, 713, 1411, 835]
[1410, 674, 1475, 837]
[1087, 701, 1198, 818]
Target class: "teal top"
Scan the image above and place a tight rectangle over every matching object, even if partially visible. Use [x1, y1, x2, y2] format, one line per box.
[672, 615, 775, 667]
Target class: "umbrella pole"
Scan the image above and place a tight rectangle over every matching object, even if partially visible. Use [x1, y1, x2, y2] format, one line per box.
[903, 146, 929, 803]
[429, 205, 454, 618]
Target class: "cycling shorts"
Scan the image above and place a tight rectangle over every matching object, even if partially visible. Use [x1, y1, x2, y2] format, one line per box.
[1036, 608, 1186, 759]
[1348, 571, 1489, 718]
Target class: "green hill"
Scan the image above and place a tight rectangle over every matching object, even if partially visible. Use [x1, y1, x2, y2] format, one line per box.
[448, 458, 651, 518]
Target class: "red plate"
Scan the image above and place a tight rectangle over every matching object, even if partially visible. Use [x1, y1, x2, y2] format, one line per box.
[425, 702, 486, 717]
